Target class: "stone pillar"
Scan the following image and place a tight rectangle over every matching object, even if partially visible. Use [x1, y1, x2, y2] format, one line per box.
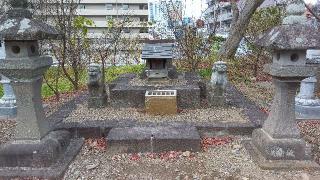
[13, 77, 50, 140]
[295, 76, 320, 119]
[252, 79, 312, 160]
[87, 63, 107, 108]
[0, 74, 16, 118]
[207, 61, 227, 107]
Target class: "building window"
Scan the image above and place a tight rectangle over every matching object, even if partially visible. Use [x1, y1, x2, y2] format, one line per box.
[140, 27, 148, 33]
[140, 17, 148, 22]
[78, 4, 86, 10]
[106, 16, 113, 20]
[122, 4, 129, 10]
[123, 28, 130, 33]
[140, 4, 148, 10]
[106, 4, 113, 10]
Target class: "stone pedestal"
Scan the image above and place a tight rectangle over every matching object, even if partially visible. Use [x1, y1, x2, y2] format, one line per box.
[0, 75, 16, 119]
[207, 84, 225, 107]
[295, 76, 320, 119]
[245, 78, 319, 169]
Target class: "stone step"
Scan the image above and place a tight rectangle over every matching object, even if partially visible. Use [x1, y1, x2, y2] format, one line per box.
[107, 126, 201, 153]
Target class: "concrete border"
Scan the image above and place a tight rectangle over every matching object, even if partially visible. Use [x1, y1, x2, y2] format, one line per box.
[52, 83, 265, 138]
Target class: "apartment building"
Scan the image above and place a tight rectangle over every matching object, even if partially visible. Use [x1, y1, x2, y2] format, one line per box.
[148, 0, 184, 39]
[76, 0, 149, 38]
[205, 0, 286, 36]
[205, 0, 233, 35]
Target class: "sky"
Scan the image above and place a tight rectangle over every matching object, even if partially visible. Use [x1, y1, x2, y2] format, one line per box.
[184, 0, 319, 19]
[305, 0, 317, 4]
[184, 0, 207, 18]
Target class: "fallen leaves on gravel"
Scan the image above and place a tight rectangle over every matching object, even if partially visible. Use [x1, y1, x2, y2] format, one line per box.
[129, 153, 141, 161]
[85, 138, 107, 152]
[260, 107, 270, 115]
[112, 151, 196, 162]
[201, 137, 233, 151]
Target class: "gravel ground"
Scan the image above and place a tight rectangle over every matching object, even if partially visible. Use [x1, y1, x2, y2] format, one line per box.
[65, 103, 249, 124]
[0, 120, 15, 144]
[233, 81, 274, 111]
[299, 121, 320, 165]
[64, 135, 320, 180]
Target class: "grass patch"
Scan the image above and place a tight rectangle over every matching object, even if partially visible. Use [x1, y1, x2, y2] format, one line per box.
[105, 64, 145, 82]
[0, 64, 145, 99]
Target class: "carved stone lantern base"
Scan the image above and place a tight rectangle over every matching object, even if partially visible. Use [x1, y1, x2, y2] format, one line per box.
[244, 140, 320, 170]
[0, 131, 84, 179]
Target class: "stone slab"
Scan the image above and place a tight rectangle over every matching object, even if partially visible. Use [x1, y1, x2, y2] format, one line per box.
[296, 104, 320, 120]
[243, 140, 320, 170]
[0, 106, 16, 119]
[0, 138, 84, 179]
[110, 73, 201, 109]
[107, 126, 201, 153]
[110, 84, 200, 109]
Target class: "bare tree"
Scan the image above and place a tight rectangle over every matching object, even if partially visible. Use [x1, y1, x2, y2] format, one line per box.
[33, 0, 93, 92]
[159, 1, 214, 72]
[217, 0, 265, 60]
[92, 17, 142, 82]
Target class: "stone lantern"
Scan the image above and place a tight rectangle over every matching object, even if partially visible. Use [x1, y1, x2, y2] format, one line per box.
[245, 0, 320, 169]
[0, 0, 83, 178]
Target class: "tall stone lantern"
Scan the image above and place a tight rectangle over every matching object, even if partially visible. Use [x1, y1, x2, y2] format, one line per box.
[245, 0, 320, 169]
[0, 0, 83, 178]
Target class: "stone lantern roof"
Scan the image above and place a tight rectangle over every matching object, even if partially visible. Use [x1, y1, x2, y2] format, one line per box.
[255, 1, 320, 50]
[0, 0, 61, 41]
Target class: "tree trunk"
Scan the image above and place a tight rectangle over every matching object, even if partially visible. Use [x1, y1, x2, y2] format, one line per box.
[218, 0, 265, 61]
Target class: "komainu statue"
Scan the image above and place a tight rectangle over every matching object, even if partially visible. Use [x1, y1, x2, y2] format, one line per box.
[207, 61, 228, 107]
[87, 63, 107, 108]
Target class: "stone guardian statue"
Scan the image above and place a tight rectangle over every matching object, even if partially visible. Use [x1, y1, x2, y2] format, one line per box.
[87, 63, 107, 108]
[208, 61, 228, 107]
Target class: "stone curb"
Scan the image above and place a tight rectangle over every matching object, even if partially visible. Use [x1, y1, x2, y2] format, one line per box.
[0, 138, 84, 180]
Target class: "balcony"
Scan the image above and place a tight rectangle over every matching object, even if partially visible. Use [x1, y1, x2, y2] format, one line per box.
[77, 9, 148, 16]
[217, 12, 233, 22]
[80, 0, 148, 4]
[93, 21, 150, 28]
[87, 32, 149, 39]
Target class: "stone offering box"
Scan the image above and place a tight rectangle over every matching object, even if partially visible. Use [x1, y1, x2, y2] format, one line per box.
[145, 90, 177, 115]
